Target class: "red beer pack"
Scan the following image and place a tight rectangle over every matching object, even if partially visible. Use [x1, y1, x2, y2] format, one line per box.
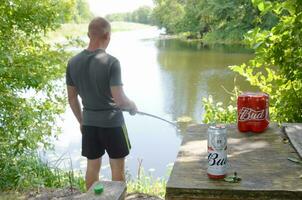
[237, 92, 269, 133]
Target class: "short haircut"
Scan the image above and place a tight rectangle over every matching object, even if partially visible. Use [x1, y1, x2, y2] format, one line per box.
[88, 17, 111, 38]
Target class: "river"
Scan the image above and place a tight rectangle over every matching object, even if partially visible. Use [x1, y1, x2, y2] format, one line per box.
[48, 27, 255, 180]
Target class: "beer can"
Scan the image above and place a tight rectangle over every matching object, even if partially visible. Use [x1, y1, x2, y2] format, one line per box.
[207, 124, 227, 179]
[237, 92, 269, 133]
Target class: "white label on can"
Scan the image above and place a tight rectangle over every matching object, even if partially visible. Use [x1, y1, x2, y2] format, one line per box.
[207, 150, 227, 175]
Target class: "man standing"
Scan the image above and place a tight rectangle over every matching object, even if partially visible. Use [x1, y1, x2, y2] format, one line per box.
[66, 17, 137, 190]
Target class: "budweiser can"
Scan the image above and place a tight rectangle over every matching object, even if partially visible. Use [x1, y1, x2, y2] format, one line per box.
[207, 125, 227, 179]
[237, 92, 269, 133]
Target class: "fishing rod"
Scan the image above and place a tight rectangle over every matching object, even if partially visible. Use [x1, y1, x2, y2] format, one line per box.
[136, 111, 177, 127]
[122, 109, 177, 127]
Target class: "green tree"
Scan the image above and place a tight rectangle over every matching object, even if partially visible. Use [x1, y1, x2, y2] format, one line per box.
[0, 0, 77, 190]
[179, 0, 206, 36]
[200, 0, 278, 42]
[106, 13, 126, 22]
[74, 0, 93, 23]
[56, 0, 78, 23]
[132, 6, 153, 24]
[152, 0, 278, 42]
[106, 6, 154, 25]
[153, 0, 185, 33]
[199, 0, 256, 41]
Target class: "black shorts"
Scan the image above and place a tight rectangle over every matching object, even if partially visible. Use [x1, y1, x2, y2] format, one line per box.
[82, 125, 131, 160]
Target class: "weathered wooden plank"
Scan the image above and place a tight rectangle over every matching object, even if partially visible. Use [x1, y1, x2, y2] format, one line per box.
[74, 181, 126, 200]
[166, 123, 302, 200]
[284, 123, 302, 158]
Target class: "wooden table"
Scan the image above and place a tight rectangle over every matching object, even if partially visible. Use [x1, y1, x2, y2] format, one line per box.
[166, 124, 302, 200]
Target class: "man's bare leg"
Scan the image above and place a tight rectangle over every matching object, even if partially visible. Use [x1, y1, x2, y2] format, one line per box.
[86, 158, 101, 190]
[110, 158, 125, 181]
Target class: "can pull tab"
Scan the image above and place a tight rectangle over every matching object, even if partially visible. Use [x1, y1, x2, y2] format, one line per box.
[216, 124, 226, 129]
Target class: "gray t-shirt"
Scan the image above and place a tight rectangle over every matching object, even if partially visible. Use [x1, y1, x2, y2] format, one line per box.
[66, 49, 124, 127]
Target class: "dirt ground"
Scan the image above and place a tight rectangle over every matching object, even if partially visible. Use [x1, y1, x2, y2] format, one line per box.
[1, 187, 163, 200]
[23, 187, 163, 200]
[126, 193, 162, 200]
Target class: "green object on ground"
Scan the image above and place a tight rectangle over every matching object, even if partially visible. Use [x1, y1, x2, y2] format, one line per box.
[94, 183, 104, 195]
[224, 172, 242, 183]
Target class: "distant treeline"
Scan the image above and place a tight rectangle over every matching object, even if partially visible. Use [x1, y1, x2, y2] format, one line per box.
[106, 6, 155, 25]
[60, 0, 94, 23]
[106, 0, 279, 43]
[152, 0, 279, 42]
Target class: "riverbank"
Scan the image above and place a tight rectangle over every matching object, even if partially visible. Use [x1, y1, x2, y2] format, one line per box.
[47, 21, 245, 46]
[1, 179, 165, 199]
[1, 182, 165, 199]
[0, 154, 166, 199]
[48, 21, 243, 45]
[161, 32, 244, 45]
[47, 22, 153, 42]
[1, 189, 163, 200]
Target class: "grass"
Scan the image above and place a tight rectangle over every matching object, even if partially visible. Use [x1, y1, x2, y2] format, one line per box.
[111, 21, 153, 32]
[0, 152, 85, 193]
[201, 30, 244, 45]
[0, 154, 169, 199]
[164, 30, 245, 45]
[126, 159, 171, 198]
[127, 170, 167, 198]
[47, 21, 153, 42]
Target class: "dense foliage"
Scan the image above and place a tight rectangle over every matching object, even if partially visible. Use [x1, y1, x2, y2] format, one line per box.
[57, 0, 93, 23]
[106, 6, 154, 25]
[152, 0, 185, 33]
[72, 0, 93, 23]
[203, 0, 302, 123]
[0, 0, 78, 190]
[153, 0, 278, 43]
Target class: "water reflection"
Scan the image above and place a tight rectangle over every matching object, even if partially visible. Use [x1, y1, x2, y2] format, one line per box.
[156, 39, 255, 121]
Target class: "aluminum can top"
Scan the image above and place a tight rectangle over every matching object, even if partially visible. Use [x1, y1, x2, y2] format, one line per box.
[238, 92, 269, 98]
[209, 124, 226, 130]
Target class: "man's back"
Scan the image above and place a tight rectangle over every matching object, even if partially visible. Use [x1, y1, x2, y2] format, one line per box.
[66, 49, 124, 127]
[66, 17, 137, 190]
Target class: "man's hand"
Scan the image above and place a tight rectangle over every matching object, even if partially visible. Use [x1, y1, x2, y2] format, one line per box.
[129, 101, 138, 115]
[111, 86, 138, 115]
[67, 85, 83, 131]
[80, 123, 83, 134]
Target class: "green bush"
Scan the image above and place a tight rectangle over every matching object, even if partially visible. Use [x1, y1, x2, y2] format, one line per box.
[202, 86, 239, 124]
[0, 152, 85, 191]
[202, 96, 237, 124]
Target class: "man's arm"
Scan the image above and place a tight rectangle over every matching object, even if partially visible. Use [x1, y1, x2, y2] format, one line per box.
[111, 86, 137, 115]
[67, 85, 83, 125]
